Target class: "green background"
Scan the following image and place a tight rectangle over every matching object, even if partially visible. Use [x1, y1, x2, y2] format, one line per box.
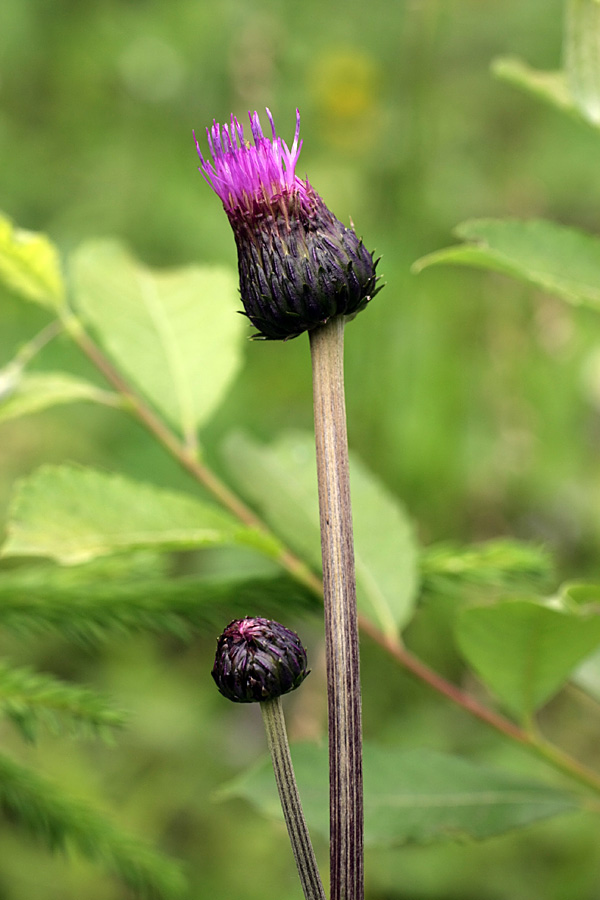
[2, 0, 600, 897]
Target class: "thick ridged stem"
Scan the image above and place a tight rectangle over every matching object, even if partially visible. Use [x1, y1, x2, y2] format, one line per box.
[260, 698, 327, 900]
[309, 317, 363, 900]
[66, 314, 600, 798]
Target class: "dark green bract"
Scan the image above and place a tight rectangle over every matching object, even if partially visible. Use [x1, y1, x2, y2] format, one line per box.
[234, 186, 381, 340]
[196, 109, 381, 340]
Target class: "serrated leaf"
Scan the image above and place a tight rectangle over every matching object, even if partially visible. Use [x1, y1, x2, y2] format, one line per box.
[1, 465, 273, 565]
[70, 240, 244, 441]
[0, 213, 65, 310]
[413, 219, 600, 310]
[222, 430, 419, 635]
[218, 743, 579, 845]
[455, 597, 600, 722]
[0, 372, 119, 424]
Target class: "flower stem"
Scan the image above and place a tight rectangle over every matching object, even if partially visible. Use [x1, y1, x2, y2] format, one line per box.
[309, 317, 363, 900]
[61, 312, 320, 593]
[260, 698, 327, 900]
[64, 312, 600, 800]
[14, 319, 64, 366]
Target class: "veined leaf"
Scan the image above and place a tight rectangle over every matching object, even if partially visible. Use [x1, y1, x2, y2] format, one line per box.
[1, 465, 275, 565]
[455, 597, 600, 722]
[0, 372, 119, 424]
[222, 430, 420, 636]
[0, 213, 65, 310]
[70, 240, 244, 441]
[413, 218, 600, 310]
[218, 743, 579, 845]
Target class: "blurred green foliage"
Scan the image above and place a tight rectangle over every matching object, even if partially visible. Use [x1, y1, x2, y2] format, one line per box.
[2, 0, 600, 898]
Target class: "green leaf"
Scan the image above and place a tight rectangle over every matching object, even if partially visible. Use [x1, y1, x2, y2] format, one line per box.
[492, 58, 581, 120]
[70, 239, 244, 441]
[564, 0, 600, 125]
[414, 219, 600, 310]
[573, 646, 600, 701]
[0, 371, 119, 424]
[493, 48, 600, 130]
[0, 659, 126, 743]
[1, 465, 273, 565]
[218, 743, 579, 845]
[351, 447, 420, 634]
[0, 213, 65, 310]
[222, 430, 420, 635]
[555, 583, 600, 700]
[562, 582, 600, 608]
[0, 751, 186, 898]
[455, 597, 600, 722]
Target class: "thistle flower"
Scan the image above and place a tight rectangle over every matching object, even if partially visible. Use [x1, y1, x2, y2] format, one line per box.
[212, 617, 309, 703]
[194, 108, 381, 340]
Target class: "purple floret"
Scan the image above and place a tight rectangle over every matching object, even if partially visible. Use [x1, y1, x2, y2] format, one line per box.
[195, 109, 304, 216]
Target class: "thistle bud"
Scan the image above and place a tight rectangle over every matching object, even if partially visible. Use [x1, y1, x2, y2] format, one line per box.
[195, 108, 382, 340]
[211, 617, 309, 703]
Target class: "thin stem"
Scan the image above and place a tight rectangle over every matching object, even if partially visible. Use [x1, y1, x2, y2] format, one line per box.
[260, 698, 327, 900]
[358, 619, 600, 793]
[358, 620, 526, 742]
[63, 312, 600, 799]
[14, 319, 64, 366]
[309, 317, 363, 900]
[531, 734, 600, 794]
[0, 320, 65, 398]
[62, 313, 320, 593]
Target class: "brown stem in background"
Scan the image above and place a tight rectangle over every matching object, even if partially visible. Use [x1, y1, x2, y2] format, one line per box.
[310, 317, 363, 900]
[65, 313, 600, 799]
[63, 314, 316, 589]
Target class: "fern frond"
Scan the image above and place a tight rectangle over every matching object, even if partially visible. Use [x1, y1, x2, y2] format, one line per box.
[0, 659, 126, 742]
[0, 567, 320, 644]
[420, 538, 554, 596]
[0, 751, 186, 899]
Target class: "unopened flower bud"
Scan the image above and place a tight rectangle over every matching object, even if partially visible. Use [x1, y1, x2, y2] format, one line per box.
[211, 617, 309, 703]
[195, 108, 382, 340]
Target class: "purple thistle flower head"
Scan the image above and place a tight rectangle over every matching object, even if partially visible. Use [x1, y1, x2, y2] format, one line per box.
[194, 108, 381, 340]
[211, 617, 309, 703]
